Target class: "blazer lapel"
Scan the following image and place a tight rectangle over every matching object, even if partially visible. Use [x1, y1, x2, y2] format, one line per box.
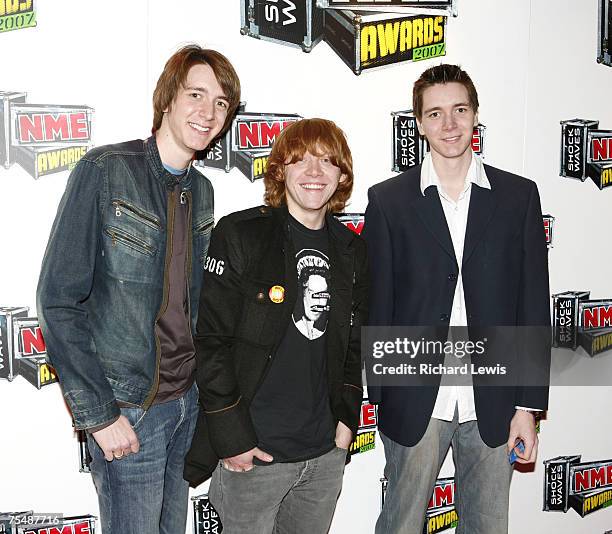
[414, 187, 457, 265]
[462, 182, 499, 267]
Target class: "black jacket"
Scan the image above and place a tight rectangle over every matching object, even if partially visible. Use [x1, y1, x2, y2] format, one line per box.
[184, 205, 368, 486]
[362, 164, 550, 448]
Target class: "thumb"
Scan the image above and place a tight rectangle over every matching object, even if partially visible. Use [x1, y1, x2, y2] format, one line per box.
[253, 448, 273, 462]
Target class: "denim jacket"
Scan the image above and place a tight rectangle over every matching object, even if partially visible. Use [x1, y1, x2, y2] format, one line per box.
[37, 136, 214, 430]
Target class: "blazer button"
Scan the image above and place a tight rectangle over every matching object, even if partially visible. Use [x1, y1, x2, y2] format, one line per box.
[448, 273, 457, 281]
[440, 314, 449, 322]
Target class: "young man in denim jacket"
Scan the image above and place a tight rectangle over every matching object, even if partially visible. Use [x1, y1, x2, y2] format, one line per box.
[37, 45, 240, 534]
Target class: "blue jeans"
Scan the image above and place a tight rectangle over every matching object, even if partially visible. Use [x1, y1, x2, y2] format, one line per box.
[209, 446, 347, 533]
[376, 412, 513, 534]
[86, 383, 198, 534]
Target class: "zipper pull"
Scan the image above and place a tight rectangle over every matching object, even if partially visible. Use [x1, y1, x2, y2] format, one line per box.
[115, 205, 121, 217]
[180, 191, 187, 205]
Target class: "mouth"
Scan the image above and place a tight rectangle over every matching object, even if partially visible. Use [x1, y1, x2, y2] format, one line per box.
[442, 135, 461, 143]
[189, 122, 211, 134]
[300, 183, 326, 190]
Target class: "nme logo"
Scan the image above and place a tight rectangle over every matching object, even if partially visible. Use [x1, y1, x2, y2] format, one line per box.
[20, 325, 46, 356]
[236, 120, 296, 150]
[428, 480, 455, 511]
[18, 112, 89, 143]
[264, 0, 296, 26]
[591, 136, 612, 162]
[359, 398, 377, 430]
[573, 465, 612, 493]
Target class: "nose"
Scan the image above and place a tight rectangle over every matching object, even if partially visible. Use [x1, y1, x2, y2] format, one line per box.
[305, 158, 323, 176]
[442, 112, 457, 131]
[198, 98, 215, 121]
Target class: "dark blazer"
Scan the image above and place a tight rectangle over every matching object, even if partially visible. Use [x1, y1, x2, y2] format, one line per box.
[362, 164, 550, 448]
[184, 205, 368, 486]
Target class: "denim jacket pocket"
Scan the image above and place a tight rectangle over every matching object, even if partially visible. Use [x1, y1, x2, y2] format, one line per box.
[102, 198, 161, 283]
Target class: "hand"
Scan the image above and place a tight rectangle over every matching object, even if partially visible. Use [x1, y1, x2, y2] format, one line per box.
[506, 410, 538, 464]
[335, 421, 353, 450]
[91, 415, 140, 462]
[223, 447, 273, 472]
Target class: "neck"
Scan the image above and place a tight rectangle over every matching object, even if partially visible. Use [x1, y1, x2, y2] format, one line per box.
[288, 206, 326, 230]
[430, 150, 472, 201]
[155, 128, 193, 170]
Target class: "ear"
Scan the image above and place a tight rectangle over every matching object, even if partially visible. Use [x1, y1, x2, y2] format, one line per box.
[339, 173, 348, 184]
[416, 118, 424, 136]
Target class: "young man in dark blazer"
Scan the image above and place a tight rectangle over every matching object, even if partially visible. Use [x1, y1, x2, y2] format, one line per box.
[184, 119, 368, 533]
[363, 65, 550, 533]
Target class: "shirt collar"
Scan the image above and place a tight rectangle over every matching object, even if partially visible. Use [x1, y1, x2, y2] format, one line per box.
[419, 152, 491, 196]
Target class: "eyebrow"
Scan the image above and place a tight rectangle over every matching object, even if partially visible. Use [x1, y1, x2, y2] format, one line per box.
[184, 86, 229, 101]
[423, 102, 471, 115]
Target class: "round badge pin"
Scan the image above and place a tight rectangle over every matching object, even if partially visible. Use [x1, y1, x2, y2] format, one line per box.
[269, 285, 285, 304]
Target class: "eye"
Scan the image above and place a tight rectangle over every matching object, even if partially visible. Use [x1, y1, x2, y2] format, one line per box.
[216, 100, 228, 110]
[428, 111, 440, 119]
[456, 107, 468, 113]
[190, 92, 201, 99]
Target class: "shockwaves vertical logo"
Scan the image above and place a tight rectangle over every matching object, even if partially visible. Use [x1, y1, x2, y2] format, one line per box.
[240, 1, 454, 75]
[560, 118, 612, 190]
[544, 455, 612, 517]
[0, 92, 94, 179]
[192, 494, 222, 534]
[381, 476, 458, 533]
[552, 291, 612, 356]
[195, 105, 301, 183]
[0, 0, 36, 33]
[392, 110, 485, 172]
[0, 306, 57, 388]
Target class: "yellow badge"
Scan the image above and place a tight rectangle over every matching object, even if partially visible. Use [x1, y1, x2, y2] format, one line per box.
[269, 285, 285, 304]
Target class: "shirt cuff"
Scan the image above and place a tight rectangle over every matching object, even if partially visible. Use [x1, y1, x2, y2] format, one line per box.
[515, 406, 542, 412]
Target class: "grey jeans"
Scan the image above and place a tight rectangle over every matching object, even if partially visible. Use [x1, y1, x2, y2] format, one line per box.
[209, 446, 347, 533]
[376, 413, 513, 534]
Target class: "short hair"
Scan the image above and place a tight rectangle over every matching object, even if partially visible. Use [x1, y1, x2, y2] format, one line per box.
[152, 44, 241, 134]
[264, 118, 353, 213]
[413, 64, 479, 120]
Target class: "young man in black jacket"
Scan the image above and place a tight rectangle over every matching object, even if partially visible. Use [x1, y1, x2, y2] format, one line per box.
[184, 118, 368, 532]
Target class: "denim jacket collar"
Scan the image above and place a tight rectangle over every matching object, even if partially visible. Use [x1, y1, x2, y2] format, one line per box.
[144, 135, 194, 191]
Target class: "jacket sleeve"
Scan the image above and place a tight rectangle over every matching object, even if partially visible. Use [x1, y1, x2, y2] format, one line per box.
[194, 217, 258, 458]
[36, 158, 120, 430]
[338, 239, 369, 436]
[514, 181, 551, 410]
[361, 187, 394, 403]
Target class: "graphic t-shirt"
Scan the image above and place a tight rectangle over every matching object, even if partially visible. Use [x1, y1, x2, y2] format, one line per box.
[250, 215, 336, 463]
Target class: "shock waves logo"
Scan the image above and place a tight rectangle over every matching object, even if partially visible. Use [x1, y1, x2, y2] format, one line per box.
[560, 118, 612, 190]
[552, 291, 612, 356]
[0, 92, 94, 179]
[381, 476, 458, 533]
[240, 1, 454, 75]
[195, 107, 301, 183]
[0, 307, 57, 388]
[192, 494, 223, 534]
[544, 455, 612, 517]
[0, 0, 36, 33]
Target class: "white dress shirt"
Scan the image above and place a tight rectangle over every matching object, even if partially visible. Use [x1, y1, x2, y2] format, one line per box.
[420, 153, 489, 423]
[420, 153, 538, 423]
